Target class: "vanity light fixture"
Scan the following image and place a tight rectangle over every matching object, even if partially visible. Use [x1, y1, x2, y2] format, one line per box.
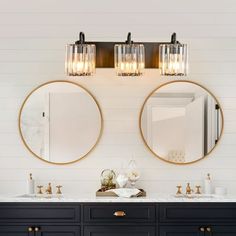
[114, 32, 145, 76]
[65, 32, 188, 77]
[159, 33, 188, 76]
[65, 32, 96, 76]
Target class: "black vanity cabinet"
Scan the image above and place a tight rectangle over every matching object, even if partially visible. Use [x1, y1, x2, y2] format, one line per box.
[83, 203, 156, 236]
[0, 202, 236, 236]
[84, 226, 155, 236]
[0, 225, 80, 236]
[33, 226, 80, 236]
[159, 203, 236, 236]
[0, 225, 33, 236]
[160, 225, 205, 236]
[159, 225, 236, 236]
[0, 203, 80, 236]
[0, 226, 80, 236]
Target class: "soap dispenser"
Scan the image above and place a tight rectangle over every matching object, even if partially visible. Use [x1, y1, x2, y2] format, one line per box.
[27, 173, 35, 194]
[204, 173, 212, 194]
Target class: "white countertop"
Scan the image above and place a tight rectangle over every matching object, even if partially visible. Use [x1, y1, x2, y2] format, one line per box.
[0, 193, 236, 202]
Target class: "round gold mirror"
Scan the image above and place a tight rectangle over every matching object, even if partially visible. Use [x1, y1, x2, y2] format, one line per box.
[140, 80, 224, 164]
[19, 80, 103, 165]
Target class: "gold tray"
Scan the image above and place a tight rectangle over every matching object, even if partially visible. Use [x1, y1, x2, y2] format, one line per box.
[96, 189, 146, 197]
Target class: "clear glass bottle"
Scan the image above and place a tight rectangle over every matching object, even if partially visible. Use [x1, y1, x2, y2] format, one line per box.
[127, 160, 140, 188]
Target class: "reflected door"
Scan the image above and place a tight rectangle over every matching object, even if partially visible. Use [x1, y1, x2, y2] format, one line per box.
[185, 96, 205, 162]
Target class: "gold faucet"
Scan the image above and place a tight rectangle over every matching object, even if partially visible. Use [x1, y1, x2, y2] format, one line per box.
[186, 183, 193, 194]
[45, 183, 52, 194]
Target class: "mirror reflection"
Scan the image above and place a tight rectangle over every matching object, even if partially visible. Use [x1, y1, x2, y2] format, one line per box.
[140, 81, 223, 164]
[19, 81, 102, 164]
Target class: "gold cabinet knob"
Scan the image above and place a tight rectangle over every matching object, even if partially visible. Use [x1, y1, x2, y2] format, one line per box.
[34, 227, 40, 232]
[113, 211, 126, 217]
[28, 227, 33, 232]
[199, 227, 205, 232]
[206, 227, 211, 232]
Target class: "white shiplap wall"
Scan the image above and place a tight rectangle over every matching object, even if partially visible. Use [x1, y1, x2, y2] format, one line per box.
[0, 0, 236, 195]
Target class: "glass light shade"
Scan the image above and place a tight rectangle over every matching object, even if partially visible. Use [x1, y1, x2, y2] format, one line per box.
[65, 44, 96, 76]
[159, 43, 188, 76]
[114, 44, 145, 76]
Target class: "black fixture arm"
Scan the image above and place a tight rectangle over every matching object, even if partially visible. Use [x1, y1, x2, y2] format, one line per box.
[171, 32, 180, 44]
[75, 32, 85, 45]
[125, 32, 133, 44]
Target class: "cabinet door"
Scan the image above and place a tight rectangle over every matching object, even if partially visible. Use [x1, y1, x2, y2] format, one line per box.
[0, 225, 34, 236]
[84, 226, 155, 236]
[160, 226, 204, 236]
[34, 225, 80, 236]
[206, 225, 236, 236]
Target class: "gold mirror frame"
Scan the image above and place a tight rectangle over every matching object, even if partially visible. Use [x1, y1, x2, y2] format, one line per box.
[18, 80, 103, 165]
[139, 80, 224, 165]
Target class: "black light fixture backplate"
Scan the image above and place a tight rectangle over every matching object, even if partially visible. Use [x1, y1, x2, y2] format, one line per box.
[87, 41, 168, 68]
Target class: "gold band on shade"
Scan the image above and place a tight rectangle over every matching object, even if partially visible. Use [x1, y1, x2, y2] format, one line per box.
[18, 80, 103, 165]
[139, 80, 224, 165]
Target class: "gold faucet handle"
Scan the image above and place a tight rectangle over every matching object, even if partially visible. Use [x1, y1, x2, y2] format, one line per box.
[56, 185, 62, 194]
[176, 185, 182, 194]
[37, 185, 43, 194]
[195, 185, 201, 194]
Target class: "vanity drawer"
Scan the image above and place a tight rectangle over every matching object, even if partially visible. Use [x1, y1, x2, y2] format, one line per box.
[160, 203, 236, 223]
[83, 204, 155, 223]
[0, 203, 80, 223]
[84, 226, 155, 236]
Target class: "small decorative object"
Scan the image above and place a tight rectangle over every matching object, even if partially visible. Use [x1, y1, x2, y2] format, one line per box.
[127, 160, 140, 188]
[100, 169, 116, 191]
[116, 173, 128, 188]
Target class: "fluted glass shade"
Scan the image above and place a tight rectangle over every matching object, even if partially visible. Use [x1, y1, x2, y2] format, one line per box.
[159, 43, 188, 76]
[114, 44, 145, 76]
[65, 44, 96, 76]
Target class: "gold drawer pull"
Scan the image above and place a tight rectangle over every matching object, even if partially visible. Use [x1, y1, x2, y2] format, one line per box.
[199, 227, 205, 232]
[28, 227, 33, 232]
[113, 211, 126, 217]
[206, 227, 212, 232]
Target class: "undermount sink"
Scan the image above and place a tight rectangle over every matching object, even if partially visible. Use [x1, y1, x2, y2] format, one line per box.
[16, 194, 64, 199]
[174, 194, 218, 199]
